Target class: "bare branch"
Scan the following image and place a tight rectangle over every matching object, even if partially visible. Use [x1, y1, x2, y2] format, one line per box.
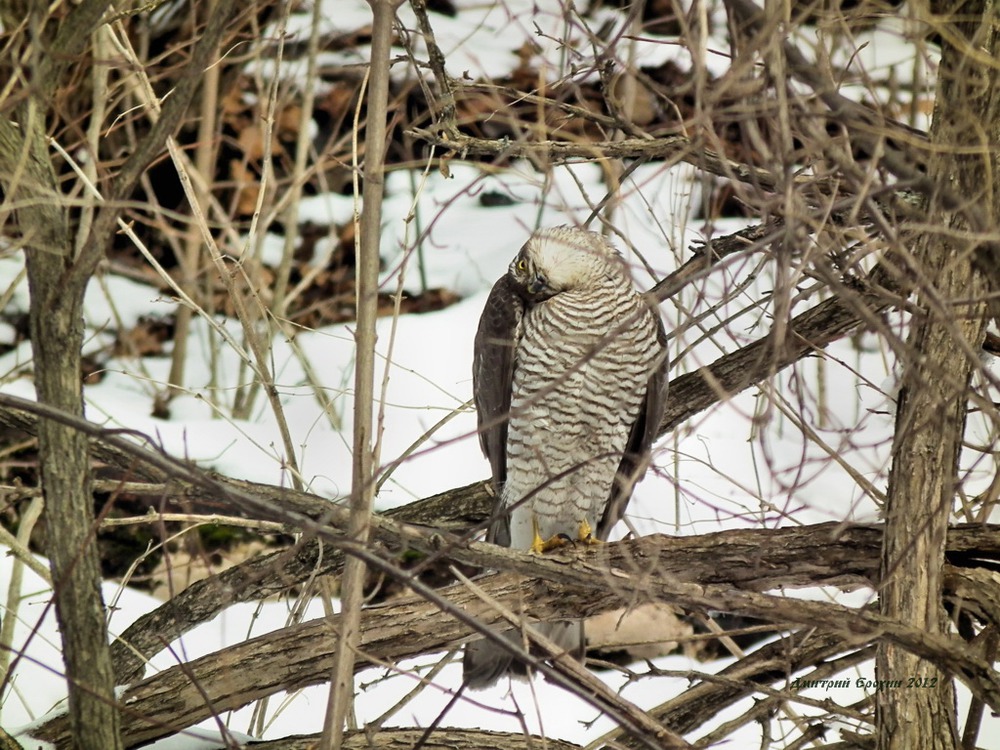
[409, 127, 783, 193]
[24, 531, 1000, 747]
[246, 728, 582, 750]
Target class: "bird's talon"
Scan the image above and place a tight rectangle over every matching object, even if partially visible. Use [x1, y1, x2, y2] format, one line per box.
[531, 517, 544, 554]
[543, 535, 570, 552]
[577, 518, 600, 545]
[535, 534, 570, 553]
[531, 517, 571, 553]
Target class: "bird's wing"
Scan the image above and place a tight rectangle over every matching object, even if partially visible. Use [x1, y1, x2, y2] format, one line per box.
[598, 306, 669, 540]
[473, 274, 524, 544]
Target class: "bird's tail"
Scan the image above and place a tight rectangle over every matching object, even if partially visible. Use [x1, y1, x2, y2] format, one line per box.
[462, 620, 584, 689]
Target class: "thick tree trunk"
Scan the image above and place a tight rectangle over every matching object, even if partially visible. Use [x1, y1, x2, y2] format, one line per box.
[876, 264, 981, 750]
[876, 1, 1000, 748]
[0, 3, 124, 745]
[0, 108, 124, 750]
[25, 238, 124, 749]
[0, 0, 236, 743]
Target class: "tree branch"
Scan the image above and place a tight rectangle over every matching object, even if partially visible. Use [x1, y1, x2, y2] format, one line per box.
[409, 127, 784, 193]
[246, 728, 582, 750]
[22, 531, 1000, 748]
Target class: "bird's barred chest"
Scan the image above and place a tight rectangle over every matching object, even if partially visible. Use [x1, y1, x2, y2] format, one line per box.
[502, 285, 662, 549]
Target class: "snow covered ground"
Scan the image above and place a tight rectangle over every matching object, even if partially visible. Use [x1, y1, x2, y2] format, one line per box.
[1, 0, 996, 747]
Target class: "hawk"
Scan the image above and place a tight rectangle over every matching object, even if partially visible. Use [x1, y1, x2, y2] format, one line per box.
[464, 225, 669, 688]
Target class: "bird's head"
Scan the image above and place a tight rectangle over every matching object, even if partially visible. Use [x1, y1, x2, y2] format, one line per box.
[508, 226, 621, 301]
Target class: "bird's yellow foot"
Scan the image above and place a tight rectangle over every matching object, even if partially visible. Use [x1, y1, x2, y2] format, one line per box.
[578, 518, 601, 546]
[531, 517, 571, 554]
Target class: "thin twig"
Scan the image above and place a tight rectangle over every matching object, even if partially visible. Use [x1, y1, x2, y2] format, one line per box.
[324, 1, 405, 745]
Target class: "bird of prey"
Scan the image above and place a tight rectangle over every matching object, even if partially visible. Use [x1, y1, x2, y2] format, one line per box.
[464, 225, 669, 688]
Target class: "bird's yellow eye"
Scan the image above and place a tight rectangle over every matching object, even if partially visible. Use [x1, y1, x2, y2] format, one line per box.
[516, 258, 527, 272]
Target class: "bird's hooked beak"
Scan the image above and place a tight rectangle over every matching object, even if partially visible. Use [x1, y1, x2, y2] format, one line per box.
[527, 273, 549, 295]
